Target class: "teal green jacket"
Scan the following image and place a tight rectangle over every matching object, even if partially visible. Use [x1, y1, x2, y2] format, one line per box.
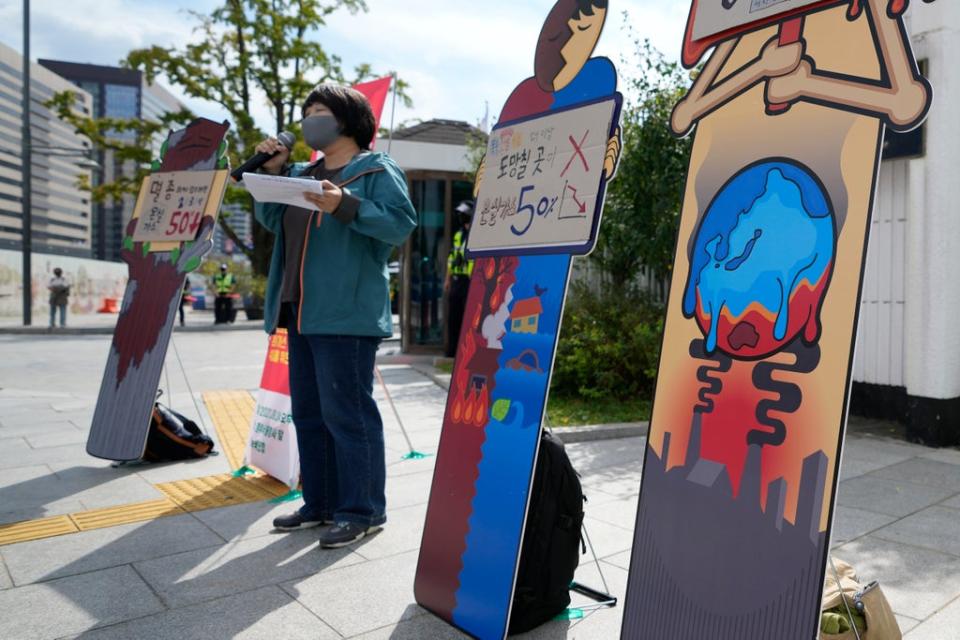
[253, 152, 417, 337]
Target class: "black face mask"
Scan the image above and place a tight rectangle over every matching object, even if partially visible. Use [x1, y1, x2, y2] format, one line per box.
[301, 114, 341, 151]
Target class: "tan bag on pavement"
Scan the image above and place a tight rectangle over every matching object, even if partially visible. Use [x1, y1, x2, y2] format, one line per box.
[820, 558, 901, 640]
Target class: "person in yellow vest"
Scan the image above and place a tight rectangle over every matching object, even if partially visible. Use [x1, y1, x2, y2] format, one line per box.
[444, 200, 475, 357]
[212, 263, 236, 324]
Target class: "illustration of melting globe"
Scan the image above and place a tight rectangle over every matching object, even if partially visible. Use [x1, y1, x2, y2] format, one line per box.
[682, 160, 836, 359]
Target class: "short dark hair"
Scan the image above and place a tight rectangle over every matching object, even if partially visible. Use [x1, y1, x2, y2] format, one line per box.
[573, 0, 607, 19]
[301, 84, 377, 149]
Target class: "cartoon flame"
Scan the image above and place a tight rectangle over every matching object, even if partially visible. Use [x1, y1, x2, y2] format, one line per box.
[454, 332, 478, 393]
[475, 395, 489, 427]
[464, 397, 475, 425]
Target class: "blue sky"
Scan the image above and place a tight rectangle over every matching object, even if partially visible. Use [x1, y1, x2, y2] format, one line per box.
[0, 0, 688, 133]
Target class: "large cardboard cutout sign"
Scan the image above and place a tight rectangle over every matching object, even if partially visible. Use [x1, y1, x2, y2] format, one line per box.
[622, 1, 932, 638]
[414, 2, 622, 638]
[87, 119, 230, 461]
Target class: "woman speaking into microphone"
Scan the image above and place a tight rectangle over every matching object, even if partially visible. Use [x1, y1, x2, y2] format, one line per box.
[253, 84, 417, 548]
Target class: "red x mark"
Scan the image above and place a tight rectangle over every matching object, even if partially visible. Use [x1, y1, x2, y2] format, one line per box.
[560, 130, 590, 178]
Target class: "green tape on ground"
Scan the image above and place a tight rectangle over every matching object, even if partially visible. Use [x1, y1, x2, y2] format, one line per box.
[555, 608, 584, 621]
[269, 489, 302, 504]
[401, 451, 434, 460]
[231, 466, 256, 477]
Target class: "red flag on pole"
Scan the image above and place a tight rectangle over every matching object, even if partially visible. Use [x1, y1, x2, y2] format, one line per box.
[354, 76, 393, 141]
[311, 75, 393, 161]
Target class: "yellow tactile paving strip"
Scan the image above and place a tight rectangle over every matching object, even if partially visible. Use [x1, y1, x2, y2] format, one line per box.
[0, 515, 79, 546]
[156, 473, 286, 512]
[70, 498, 185, 531]
[203, 390, 256, 469]
[0, 390, 294, 547]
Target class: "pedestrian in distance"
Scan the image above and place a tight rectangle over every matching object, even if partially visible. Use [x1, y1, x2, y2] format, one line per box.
[444, 200, 475, 358]
[179, 278, 191, 327]
[47, 267, 70, 329]
[212, 263, 236, 324]
[253, 83, 417, 548]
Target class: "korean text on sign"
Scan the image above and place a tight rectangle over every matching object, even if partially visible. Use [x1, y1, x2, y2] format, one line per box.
[468, 97, 619, 257]
[132, 170, 218, 243]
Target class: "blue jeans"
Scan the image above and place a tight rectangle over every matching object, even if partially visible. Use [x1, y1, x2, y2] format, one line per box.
[286, 306, 386, 527]
[49, 303, 66, 327]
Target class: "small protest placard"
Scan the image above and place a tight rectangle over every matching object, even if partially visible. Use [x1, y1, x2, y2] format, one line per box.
[132, 170, 218, 243]
[245, 330, 299, 490]
[467, 96, 620, 258]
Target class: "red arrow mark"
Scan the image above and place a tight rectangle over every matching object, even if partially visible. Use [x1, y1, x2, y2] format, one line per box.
[566, 184, 587, 213]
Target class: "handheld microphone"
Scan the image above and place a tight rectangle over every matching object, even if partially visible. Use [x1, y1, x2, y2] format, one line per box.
[231, 131, 296, 182]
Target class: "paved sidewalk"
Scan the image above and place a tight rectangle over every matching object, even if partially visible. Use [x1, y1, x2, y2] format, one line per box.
[0, 311, 403, 337]
[0, 309, 265, 335]
[1, 332, 959, 638]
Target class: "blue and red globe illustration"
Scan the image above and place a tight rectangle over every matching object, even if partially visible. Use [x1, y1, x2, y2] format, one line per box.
[683, 160, 836, 360]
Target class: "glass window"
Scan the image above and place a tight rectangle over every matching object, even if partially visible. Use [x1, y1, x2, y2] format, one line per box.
[104, 84, 139, 119]
[408, 179, 446, 346]
[77, 81, 101, 117]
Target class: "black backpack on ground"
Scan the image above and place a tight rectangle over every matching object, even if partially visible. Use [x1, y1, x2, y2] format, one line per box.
[143, 401, 215, 462]
[509, 430, 585, 635]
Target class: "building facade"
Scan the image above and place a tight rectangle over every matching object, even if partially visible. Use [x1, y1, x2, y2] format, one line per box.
[384, 119, 480, 354]
[850, 2, 960, 445]
[0, 43, 94, 257]
[37, 59, 182, 262]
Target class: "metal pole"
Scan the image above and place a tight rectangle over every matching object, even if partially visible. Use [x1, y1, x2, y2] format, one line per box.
[374, 366, 415, 453]
[21, 0, 32, 326]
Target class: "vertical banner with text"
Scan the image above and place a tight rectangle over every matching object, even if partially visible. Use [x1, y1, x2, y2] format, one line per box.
[246, 329, 300, 489]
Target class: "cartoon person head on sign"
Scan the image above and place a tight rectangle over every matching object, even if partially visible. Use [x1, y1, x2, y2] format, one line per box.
[484, 0, 620, 195]
[534, 0, 608, 92]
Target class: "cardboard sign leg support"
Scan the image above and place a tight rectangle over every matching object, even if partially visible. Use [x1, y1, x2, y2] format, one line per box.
[622, 2, 933, 638]
[87, 119, 231, 461]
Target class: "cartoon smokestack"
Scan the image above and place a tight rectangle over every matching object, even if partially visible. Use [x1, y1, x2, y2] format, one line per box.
[689, 338, 732, 415]
[749, 341, 821, 446]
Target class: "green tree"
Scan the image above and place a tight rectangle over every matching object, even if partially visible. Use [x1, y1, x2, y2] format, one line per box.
[45, 95, 194, 202]
[591, 33, 693, 291]
[51, 0, 410, 276]
[464, 128, 489, 187]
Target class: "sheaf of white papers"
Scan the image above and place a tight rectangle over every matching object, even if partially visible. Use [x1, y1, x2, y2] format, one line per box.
[242, 172, 325, 210]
